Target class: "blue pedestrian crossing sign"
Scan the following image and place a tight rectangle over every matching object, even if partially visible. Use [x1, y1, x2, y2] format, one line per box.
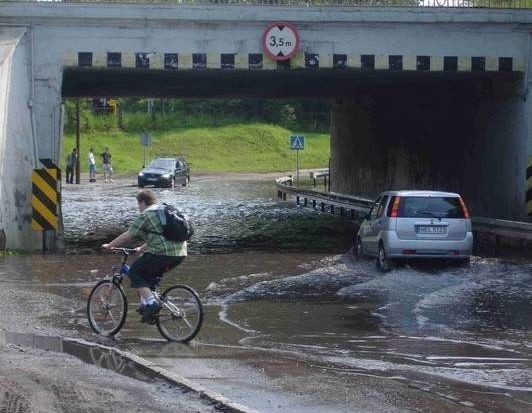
[290, 135, 305, 150]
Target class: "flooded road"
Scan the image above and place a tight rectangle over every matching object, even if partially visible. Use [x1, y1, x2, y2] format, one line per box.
[1, 174, 531, 412]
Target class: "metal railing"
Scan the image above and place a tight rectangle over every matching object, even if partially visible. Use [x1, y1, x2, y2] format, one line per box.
[276, 173, 532, 244]
[1, 0, 531, 9]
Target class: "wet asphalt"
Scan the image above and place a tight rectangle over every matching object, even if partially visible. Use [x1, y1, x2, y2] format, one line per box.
[1, 174, 531, 412]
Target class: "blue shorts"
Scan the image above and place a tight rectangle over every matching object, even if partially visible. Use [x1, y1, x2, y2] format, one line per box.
[89, 164, 96, 173]
[128, 253, 184, 289]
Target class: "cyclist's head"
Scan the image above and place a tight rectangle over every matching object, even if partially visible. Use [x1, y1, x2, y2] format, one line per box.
[136, 189, 157, 208]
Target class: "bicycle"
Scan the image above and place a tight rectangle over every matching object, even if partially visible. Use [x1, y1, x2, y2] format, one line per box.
[87, 247, 203, 342]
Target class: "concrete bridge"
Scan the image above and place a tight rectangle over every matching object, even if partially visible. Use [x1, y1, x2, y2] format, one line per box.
[1, 2, 531, 250]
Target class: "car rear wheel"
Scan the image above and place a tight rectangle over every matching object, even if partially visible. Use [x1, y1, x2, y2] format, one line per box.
[376, 244, 394, 272]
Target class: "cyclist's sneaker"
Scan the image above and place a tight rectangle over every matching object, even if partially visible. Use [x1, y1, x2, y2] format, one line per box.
[141, 302, 161, 324]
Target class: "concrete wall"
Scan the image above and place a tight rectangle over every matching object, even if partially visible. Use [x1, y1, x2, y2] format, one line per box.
[330, 74, 527, 219]
[0, 27, 41, 250]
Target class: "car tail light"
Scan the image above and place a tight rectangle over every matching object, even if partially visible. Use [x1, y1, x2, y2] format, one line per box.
[458, 197, 470, 218]
[390, 196, 401, 217]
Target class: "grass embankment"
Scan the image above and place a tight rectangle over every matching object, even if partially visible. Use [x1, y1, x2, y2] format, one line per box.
[62, 123, 330, 175]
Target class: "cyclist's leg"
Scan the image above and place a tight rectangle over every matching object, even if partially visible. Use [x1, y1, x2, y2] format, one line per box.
[129, 253, 184, 322]
[128, 253, 158, 309]
[145, 256, 185, 296]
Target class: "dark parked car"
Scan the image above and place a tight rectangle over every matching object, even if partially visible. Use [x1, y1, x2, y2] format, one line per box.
[138, 157, 190, 188]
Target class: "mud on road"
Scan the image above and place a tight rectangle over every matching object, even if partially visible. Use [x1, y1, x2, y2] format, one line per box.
[0, 344, 216, 413]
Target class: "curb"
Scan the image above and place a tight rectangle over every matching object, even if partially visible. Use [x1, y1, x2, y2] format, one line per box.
[63, 337, 262, 413]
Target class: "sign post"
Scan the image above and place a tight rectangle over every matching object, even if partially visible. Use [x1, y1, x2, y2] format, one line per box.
[140, 132, 151, 167]
[290, 135, 305, 187]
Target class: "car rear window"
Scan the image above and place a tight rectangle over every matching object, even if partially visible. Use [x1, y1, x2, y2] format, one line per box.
[387, 196, 465, 218]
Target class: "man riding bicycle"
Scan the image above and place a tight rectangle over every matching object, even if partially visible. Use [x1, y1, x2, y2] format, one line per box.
[102, 189, 186, 323]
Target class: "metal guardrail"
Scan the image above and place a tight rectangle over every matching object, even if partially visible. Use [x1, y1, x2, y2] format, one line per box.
[471, 217, 532, 240]
[276, 175, 373, 219]
[1, 0, 532, 9]
[276, 173, 532, 243]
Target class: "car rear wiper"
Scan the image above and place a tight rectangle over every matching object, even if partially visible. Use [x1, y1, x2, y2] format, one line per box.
[416, 210, 438, 217]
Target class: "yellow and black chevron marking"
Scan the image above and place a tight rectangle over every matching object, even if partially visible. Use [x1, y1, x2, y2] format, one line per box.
[32, 167, 59, 230]
[527, 161, 532, 217]
[64, 51, 526, 72]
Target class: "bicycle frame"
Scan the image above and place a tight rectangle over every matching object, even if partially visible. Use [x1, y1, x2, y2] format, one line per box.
[110, 248, 134, 284]
[88, 247, 203, 341]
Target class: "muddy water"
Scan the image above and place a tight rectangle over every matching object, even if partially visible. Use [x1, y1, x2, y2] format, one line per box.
[2, 174, 531, 412]
[63, 174, 352, 254]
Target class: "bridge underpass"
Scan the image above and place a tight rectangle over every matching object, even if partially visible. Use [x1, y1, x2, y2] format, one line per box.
[1, 2, 531, 250]
[63, 66, 525, 221]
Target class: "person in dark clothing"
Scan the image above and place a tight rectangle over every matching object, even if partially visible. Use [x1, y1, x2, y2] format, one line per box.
[65, 148, 78, 184]
[100, 147, 113, 183]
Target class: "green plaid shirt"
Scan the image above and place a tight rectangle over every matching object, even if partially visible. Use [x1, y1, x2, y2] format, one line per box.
[128, 205, 187, 257]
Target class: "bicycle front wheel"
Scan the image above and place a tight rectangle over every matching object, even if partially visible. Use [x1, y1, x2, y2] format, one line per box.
[157, 285, 203, 342]
[87, 280, 128, 336]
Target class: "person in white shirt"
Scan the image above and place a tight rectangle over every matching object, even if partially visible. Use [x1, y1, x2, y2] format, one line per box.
[88, 148, 96, 182]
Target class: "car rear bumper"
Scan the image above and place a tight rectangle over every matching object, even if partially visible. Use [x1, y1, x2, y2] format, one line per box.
[383, 231, 473, 258]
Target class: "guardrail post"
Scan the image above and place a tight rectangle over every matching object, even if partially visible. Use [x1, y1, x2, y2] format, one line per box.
[321, 202, 325, 211]
[312, 199, 316, 209]
[296, 196, 300, 205]
[331, 205, 335, 214]
[323, 176, 328, 191]
[304, 198, 308, 207]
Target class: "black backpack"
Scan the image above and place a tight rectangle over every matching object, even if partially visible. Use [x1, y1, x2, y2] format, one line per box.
[149, 204, 194, 242]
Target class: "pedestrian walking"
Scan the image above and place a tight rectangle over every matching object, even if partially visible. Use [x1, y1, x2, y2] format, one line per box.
[65, 148, 78, 184]
[100, 147, 113, 183]
[88, 148, 96, 182]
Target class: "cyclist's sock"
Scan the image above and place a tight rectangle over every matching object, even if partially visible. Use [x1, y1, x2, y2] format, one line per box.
[145, 295, 156, 305]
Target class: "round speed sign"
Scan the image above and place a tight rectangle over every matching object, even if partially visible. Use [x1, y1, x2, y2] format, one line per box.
[262, 22, 300, 61]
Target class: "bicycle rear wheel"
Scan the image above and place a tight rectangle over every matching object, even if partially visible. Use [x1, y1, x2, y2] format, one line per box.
[87, 280, 128, 336]
[157, 284, 203, 342]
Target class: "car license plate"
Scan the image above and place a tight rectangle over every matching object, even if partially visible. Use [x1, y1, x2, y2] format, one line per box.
[147, 178, 157, 182]
[416, 225, 447, 235]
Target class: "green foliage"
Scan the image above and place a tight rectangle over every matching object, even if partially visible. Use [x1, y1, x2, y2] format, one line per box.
[469, 0, 532, 7]
[62, 98, 331, 174]
[63, 98, 331, 134]
[62, 123, 330, 174]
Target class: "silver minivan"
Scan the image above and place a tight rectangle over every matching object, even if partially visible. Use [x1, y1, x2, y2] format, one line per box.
[354, 190, 473, 271]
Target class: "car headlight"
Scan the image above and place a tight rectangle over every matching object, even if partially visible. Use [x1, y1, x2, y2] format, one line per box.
[138, 172, 144, 177]
[162, 173, 171, 179]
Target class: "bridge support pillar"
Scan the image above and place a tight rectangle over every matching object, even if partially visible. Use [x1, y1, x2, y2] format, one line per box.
[330, 76, 527, 219]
